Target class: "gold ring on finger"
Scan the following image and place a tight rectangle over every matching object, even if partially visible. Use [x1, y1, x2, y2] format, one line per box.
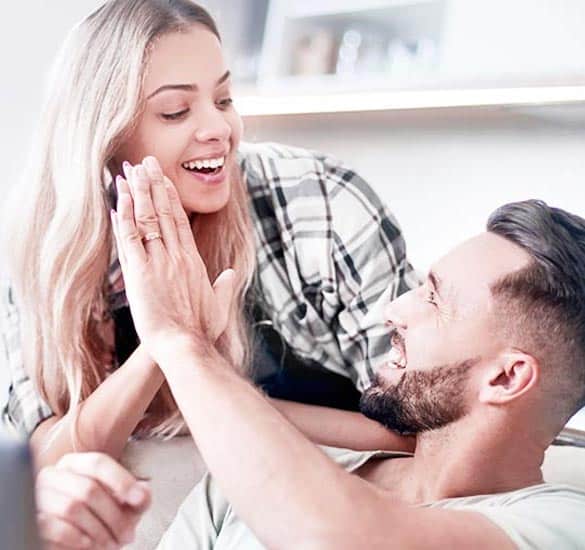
[142, 231, 162, 244]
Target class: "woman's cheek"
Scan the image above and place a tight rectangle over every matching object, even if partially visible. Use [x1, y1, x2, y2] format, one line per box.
[230, 112, 244, 143]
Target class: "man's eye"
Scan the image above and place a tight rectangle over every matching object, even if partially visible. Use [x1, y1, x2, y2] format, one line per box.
[161, 109, 189, 121]
[217, 98, 233, 109]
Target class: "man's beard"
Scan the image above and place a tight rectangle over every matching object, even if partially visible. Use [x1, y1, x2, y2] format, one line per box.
[359, 358, 478, 435]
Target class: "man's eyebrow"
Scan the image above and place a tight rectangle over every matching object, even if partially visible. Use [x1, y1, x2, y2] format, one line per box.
[146, 70, 231, 100]
[428, 270, 443, 300]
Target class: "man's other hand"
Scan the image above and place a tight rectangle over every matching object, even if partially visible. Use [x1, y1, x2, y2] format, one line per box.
[35, 452, 150, 549]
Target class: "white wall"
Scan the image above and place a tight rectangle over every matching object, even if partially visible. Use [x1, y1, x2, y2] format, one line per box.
[245, 109, 585, 271]
[441, 0, 585, 82]
[0, 2, 105, 203]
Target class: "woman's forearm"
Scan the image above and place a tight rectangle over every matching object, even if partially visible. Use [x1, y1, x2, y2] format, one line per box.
[31, 345, 164, 469]
[270, 398, 415, 453]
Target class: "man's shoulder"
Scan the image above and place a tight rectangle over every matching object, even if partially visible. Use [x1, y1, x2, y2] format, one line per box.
[432, 482, 585, 510]
[440, 483, 585, 550]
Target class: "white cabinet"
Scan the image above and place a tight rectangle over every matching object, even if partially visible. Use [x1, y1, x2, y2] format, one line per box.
[205, 0, 585, 116]
[258, 0, 445, 92]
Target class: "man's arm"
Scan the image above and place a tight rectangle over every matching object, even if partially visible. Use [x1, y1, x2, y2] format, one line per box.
[160, 342, 515, 550]
[113, 158, 516, 550]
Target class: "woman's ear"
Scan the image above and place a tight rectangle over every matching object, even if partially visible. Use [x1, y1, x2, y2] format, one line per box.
[478, 351, 540, 405]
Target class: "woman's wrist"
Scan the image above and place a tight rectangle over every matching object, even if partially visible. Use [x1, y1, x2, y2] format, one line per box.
[132, 343, 158, 367]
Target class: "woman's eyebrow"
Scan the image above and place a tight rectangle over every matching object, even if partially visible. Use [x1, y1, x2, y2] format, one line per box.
[146, 70, 231, 100]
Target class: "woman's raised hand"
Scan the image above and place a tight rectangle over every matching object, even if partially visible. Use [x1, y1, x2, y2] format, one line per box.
[111, 157, 235, 364]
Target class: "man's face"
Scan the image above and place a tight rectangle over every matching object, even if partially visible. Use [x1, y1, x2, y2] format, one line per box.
[360, 232, 531, 434]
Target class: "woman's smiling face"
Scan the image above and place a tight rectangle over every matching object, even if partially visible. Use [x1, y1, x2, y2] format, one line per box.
[115, 25, 243, 215]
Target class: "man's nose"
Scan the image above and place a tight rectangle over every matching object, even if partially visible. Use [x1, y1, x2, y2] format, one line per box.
[193, 106, 231, 143]
[385, 286, 433, 330]
[383, 293, 409, 331]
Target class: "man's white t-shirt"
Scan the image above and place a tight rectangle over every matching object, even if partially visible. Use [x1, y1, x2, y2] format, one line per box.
[158, 446, 585, 549]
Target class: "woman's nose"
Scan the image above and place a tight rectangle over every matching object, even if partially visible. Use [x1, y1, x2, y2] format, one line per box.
[194, 107, 231, 143]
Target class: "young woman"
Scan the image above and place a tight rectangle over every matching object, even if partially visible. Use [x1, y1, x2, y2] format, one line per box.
[0, 0, 418, 468]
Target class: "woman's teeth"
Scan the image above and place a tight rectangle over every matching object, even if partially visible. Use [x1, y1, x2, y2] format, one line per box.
[387, 346, 407, 369]
[181, 156, 225, 172]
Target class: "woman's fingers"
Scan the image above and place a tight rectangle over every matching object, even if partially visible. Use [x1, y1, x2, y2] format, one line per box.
[211, 269, 236, 339]
[110, 186, 126, 272]
[163, 176, 200, 255]
[114, 177, 146, 266]
[124, 162, 164, 253]
[142, 157, 179, 250]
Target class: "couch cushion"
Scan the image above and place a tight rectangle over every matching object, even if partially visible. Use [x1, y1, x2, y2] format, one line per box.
[542, 444, 585, 489]
[121, 436, 205, 550]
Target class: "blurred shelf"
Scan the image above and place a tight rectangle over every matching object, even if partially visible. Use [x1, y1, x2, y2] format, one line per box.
[236, 85, 585, 117]
[276, 0, 438, 18]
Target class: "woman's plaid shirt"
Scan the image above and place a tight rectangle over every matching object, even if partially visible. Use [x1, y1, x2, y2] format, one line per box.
[1, 142, 419, 436]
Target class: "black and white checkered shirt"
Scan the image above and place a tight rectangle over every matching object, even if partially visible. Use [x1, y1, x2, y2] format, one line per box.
[1, 142, 419, 436]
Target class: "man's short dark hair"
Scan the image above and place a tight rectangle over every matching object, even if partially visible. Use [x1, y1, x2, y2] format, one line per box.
[487, 200, 585, 424]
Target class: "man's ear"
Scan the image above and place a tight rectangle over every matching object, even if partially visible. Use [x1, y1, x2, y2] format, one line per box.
[478, 351, 540, 405]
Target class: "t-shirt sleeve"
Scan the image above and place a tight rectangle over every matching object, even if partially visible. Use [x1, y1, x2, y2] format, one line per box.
[157, 473, 265, 550]
[1, 281, 54, 437]
[469, 485, 585, 550]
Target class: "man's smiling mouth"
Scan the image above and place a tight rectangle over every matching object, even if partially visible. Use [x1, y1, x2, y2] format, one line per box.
[387, 330, 407, 369]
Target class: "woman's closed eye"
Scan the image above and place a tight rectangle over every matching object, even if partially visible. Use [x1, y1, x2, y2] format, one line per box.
[161, 108, 190, 121]
[425, 289, 438, 306]
[161, 98, 232, 120]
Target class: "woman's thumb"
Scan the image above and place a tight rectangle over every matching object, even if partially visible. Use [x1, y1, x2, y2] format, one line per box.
[212, 269, 236, 337]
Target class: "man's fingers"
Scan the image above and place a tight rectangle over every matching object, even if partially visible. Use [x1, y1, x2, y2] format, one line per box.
[212, 268, 236, 338]
[115, 178, 147, 265]
[56, 453, 150, 509]
[36, 485, 115, 547]
[37, 513, 92, 550]
[37, 466, 141, 546]
[143, 156, 179, 251]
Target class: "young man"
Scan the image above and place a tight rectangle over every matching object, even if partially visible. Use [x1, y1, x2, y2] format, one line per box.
[111, 159, 585, 548]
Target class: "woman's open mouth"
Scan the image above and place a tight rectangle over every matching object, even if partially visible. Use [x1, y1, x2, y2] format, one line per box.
[181, 156, 226, 183]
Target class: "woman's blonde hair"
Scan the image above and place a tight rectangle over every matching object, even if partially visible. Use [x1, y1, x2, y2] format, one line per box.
[1, 0, 255, 439]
